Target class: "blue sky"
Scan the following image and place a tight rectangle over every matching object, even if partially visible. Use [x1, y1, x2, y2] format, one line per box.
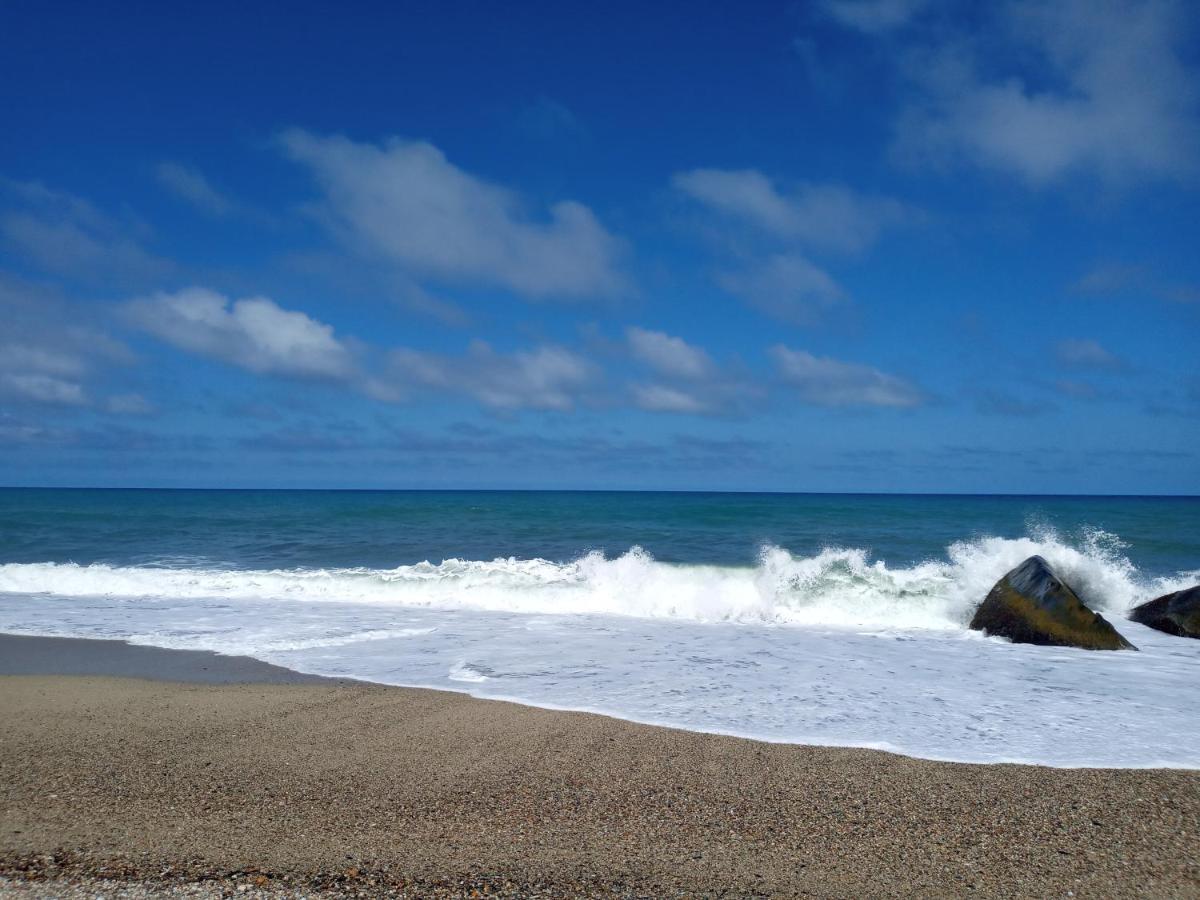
[1, 0, 1197, 492]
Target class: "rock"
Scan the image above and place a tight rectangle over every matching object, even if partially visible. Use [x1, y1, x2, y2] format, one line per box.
[1129, 586, 1200, 638]
[969, 555, 1136, 650]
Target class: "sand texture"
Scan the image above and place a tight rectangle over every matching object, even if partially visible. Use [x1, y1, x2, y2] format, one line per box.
[0, 640, 1198, 897]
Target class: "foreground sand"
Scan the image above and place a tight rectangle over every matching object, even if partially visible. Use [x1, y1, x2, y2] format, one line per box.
[0, 638, 1197, 898]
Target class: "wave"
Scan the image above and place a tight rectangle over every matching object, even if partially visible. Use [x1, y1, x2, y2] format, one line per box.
[0, 527, 1192, 631]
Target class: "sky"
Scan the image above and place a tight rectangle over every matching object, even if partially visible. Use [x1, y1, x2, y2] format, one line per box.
[0, 0, 1197, 493]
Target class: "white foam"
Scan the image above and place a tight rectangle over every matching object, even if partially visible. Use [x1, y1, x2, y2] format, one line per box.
[1, 528, 1197, 768]
[0, 528, 1184, 630]
[448, 661, 491, 683]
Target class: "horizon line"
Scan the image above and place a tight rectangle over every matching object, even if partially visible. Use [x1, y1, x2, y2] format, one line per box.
[1, 486, 1197, 499]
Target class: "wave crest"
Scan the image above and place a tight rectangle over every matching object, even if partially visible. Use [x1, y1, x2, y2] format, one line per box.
[0, 527, 1190, 631]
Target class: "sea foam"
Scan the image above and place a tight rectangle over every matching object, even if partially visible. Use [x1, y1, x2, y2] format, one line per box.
[0, 527, 1188, 630]
[2, 528, 1198, 768]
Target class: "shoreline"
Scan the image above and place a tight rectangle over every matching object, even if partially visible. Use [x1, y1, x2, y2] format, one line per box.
[0, 633, 337, 685]
[3, 633, 1194, 773]
[1, 635, 1197, 897]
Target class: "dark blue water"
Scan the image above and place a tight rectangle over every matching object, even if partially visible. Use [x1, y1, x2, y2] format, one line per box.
[0, 488, 1196, 576]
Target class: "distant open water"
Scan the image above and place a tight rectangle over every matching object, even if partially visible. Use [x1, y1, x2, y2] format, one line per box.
[1, 488, 1198, 767]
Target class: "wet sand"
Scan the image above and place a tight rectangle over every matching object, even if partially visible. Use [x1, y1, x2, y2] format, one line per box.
[0, 635, 1197, 898]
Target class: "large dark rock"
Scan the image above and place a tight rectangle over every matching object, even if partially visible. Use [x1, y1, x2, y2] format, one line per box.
[1129, 586, 1200, 638]
[969, 555, 1136, 650]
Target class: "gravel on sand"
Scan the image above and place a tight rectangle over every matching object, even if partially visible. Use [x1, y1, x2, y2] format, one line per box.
[0, 638, 1197, 898]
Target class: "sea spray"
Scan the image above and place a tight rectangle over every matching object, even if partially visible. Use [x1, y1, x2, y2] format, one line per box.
[0, 528, 1190, 629]
[2, 526, 1199, 767]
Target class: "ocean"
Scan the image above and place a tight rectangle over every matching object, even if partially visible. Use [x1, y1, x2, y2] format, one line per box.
[1, 488, 1197, 768]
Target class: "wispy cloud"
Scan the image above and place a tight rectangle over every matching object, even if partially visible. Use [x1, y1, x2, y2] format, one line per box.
[1055, 338, 1126, 372]
[974, 389, 1056, 417]
[388, 341, 598, 412]
[819, 0, 929, 32]
[1070, 261, 1200, 306]
[0, 275, 134, 409]
[885, 0, 1200, 183]
[0, 180, 172, 283]
[154, 162, 234, 216]
[673, 168, 909, 254]
[623, 326, 755, 416]
[717, 253, 847, 326]
[771, 345, 925, 407]
[0, 373, 87, 406]
[281, 130, 628, 301]
[514, 96, 587, 142]
[671, 168, 909, 326]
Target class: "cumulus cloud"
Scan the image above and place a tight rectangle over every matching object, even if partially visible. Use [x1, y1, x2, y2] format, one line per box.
[771, 345, 925, 407]
[154, 162, 233, 216]
[281, 130, 627, 300]
[0, 180, 172, 283]
[889, 0, 1200, 183]
[717, 254, 847, 326]
[625, 326, 714, 380]
[389, 341, 597, 411]
[1055, 338, 1126, 372]
[673, 168, 908, 254]
[125, 287, 357, 381]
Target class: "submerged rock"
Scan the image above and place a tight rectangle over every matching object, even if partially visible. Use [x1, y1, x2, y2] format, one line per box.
[1130, 586, 1200, 638]
[969, 555, 1136, 650]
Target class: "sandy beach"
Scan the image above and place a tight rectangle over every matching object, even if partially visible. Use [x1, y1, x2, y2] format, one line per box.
[0, 636, 1195, 898]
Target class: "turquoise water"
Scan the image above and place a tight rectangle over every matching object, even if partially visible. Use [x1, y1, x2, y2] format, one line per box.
[1, 488, 1198, 767]
[1, 488, 1196, 574]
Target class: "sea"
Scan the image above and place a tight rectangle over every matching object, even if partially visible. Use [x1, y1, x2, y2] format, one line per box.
[1, 488, 1197, 768]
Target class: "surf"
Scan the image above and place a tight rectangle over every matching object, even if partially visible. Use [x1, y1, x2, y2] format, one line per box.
[0, 526, 1191, 631]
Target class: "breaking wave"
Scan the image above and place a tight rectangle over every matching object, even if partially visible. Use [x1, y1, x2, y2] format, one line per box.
[0, 527, 1190, 631]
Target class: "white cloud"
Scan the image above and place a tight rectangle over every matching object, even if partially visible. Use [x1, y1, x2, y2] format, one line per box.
[154, 162, 233, 216]
[622, 327, 755, 416]
[820, 0, 929, 32]
[389, 341, 597, 411]
[0, 276, 133, 408]
[126, 287, 357, 381]
[717, 254, 846, 325]
[673, 168, 907, 253]
[0, 180, 172, 283]
[0, 373, 87, 406]
[281, 130, 627, 300]
[625, 326, 714, 380]
[1055, 338, 1126, 371]
[0, 344, 87, 378]
[630, 383, 710, 414]
[771, 345, 925, 407]
[892, 0, 1200, 183]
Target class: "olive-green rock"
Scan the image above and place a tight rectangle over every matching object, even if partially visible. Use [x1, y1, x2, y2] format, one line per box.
[969, 555, 1136, 651]
[1129, 586, 1200, 639]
